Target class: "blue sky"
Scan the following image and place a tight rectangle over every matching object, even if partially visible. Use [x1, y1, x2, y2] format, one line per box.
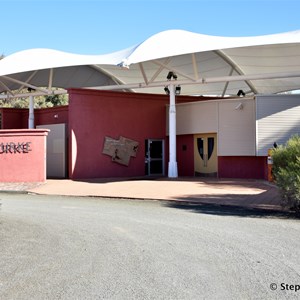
[1, 0, 300, 56]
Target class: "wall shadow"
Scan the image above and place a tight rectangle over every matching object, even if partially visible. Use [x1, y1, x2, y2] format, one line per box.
[163, 201, 298, 220]
[72, 176, 163, 184]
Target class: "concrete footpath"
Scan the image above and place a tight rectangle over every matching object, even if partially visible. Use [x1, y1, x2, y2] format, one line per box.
[0, 177, 284, 212]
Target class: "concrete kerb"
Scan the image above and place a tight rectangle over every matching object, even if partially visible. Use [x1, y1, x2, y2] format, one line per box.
[0, 181, 45, 193]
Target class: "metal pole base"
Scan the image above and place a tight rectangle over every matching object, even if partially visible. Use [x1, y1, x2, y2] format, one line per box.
[168, 161, 178, 178]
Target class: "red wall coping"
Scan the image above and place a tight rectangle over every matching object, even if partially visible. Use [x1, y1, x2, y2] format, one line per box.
[0, 105, 68, 113]
[0, 108, 26, 113]
[67, 88, 223, 103]
[35, 105, 69, 114]
[0, 129, 50, 136]
[68, 88, 169, 101]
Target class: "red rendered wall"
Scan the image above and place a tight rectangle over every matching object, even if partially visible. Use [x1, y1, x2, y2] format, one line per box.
[218, 156, 267, 179]
[1, 106, 68, 129]
[176, 134, 194, 176]
[1, 108, 24, 129]
[35, 106, 68, 126]
[0, 129, 49, 182]
[68, 89, 169, 179]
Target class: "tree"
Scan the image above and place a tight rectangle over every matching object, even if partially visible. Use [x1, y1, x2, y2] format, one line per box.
[44, 94, 68, 107]
[271, 135, 300, 213]
[0, 91, 68, 109]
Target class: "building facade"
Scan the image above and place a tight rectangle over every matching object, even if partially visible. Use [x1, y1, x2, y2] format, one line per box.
[1, 90, 300, 181]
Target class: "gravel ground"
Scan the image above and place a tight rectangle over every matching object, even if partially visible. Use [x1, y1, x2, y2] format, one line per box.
[0, 182, 44, 192]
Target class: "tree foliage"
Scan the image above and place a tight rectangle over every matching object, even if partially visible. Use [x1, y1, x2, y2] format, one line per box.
[0, 93, 68, 109]
[45, 94, 68, 107]
[271, 135, 300, 213]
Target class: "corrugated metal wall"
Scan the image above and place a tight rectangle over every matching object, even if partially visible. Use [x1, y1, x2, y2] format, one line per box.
[256, 95, 300, 156]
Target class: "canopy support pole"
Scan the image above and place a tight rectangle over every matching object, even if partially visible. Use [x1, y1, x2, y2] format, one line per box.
[28, 95, 34, 129]
[168, 83, 178, 178]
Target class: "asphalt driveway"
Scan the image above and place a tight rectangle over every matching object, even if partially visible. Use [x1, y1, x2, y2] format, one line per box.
[0, 192, 299, 299]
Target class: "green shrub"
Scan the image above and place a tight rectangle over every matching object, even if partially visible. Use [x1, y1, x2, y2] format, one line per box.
[271, 135, 300, 212]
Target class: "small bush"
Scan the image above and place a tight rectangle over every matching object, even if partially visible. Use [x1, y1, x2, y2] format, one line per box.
[271, 135, 300, 212]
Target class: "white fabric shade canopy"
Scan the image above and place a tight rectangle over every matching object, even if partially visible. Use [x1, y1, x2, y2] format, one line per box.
[1, 29, 300, 98]
[2, 28, 300, 178]
[0, 47, 132, 97]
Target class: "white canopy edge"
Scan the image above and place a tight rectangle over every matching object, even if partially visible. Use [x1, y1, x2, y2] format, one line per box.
[0, 46, 135, 76]
[2, 29, 300, 76]
[122, 29, 300, 65]
[1, 29, 300, 99]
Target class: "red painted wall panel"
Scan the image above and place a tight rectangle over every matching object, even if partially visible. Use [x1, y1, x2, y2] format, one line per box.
[0, 129, 49, 182]
[218, 156, 267, 179]
[177, 134, 194, 176]
[68, 89, 169, 179]
[1, 106, 68, 129]
[1, 108, 24, 129]
[35, 106, 68, 126]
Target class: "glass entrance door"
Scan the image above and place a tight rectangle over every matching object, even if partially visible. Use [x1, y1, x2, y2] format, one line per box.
[194, 134, 217, 177]
[145, 139, 165, 176]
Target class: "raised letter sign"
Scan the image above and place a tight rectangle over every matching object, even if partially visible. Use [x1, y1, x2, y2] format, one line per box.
[0, 142, 32, 154]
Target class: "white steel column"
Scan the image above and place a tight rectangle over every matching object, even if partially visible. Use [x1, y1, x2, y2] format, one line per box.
[28, 95, 35, 129]
[168, 84, 178, 178]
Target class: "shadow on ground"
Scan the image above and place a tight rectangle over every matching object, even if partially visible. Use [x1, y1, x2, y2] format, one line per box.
[72, 177, 267, 186]
[72, 176, 161, 184]
[163, 201, 299, 219]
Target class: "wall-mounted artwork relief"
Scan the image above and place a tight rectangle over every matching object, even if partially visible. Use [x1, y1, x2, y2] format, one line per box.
[102, 136, 139, 166]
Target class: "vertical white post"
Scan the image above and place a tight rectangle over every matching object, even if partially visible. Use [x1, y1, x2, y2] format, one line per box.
[28, 95, 34, 129]
[168, 84, 178, 178]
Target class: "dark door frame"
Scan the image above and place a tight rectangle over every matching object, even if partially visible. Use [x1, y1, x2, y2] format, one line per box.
[145, 139, 165, 176]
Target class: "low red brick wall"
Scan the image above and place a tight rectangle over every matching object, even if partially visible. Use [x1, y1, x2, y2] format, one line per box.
[0, 129, 49, 182]
[218, 156, 268, 180]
